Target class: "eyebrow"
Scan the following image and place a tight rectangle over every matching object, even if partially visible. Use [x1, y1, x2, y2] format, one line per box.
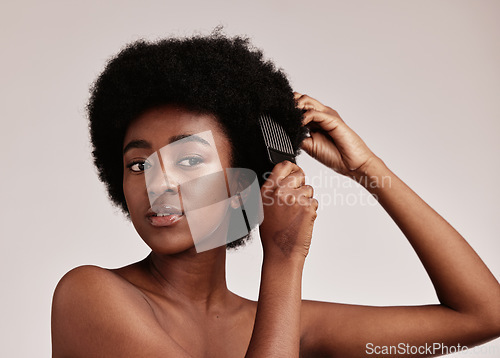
[123, 134, 211, 155]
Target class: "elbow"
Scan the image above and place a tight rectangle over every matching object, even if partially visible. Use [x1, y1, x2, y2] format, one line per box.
[487, 288, 500, 337]
[456, 284, 500, 340]
[473, 292, 500, 339]
[483, 313, 500, 341]
[490, 303, 500, 338]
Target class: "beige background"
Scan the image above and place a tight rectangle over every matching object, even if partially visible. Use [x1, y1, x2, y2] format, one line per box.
[0, 0, 499, 356]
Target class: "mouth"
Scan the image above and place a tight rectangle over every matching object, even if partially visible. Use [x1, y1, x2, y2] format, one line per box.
[146, 205, 184, 227]
[147, 213, 184, 227]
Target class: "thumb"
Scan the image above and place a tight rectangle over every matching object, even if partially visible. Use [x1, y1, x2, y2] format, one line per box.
[301, 137, 314, 154]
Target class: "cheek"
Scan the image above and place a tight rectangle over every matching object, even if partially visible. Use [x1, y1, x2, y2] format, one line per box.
[179, 171, 228, 212]
[123, 177, 147, 213]
[185, 195, 231, 250]
[178, 171, 231, 241]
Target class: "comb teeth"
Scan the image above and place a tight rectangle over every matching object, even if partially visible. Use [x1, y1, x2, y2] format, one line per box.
[258, 114, 296, 165]
[259, 114, 294, 154]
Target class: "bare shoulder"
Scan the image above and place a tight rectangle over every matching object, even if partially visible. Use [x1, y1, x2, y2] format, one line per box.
[54, 264, 135, 291]
[52, 265, 149, 314]
[51, 265, 192, 358]
[51, 265, 151, 356]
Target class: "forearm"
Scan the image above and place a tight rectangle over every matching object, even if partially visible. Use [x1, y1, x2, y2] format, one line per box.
[245, 256, 304, 358]
[356, 157, 500, 319]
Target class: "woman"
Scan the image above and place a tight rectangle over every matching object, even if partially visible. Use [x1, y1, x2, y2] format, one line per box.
[51, 32, 500, 357]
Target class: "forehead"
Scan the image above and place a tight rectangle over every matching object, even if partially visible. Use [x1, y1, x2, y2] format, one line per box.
[124, 105, 226, 143]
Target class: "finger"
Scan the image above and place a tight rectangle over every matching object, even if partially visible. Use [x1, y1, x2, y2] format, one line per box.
[310, 197, 319, 211]
[300, 136, 314, 155]
[302, 109, 343, 132]
[298, 184, 314, 198]
[300, 131, 345, 170]
[295, 94, 327, 112]
[279, 168, 306, 189]
[261, 160, 301, 195]
[296, 190, 317, 207]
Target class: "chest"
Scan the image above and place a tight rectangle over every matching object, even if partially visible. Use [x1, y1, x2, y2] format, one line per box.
[148, 298, 256, 358]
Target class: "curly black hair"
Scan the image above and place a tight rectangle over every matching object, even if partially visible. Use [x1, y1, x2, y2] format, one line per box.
[87, 31, 307, 250]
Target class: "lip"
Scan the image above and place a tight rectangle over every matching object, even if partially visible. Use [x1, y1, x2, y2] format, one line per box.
[146, 204, 183, 217]
[147, 214, 184, 227]
[146, 203, 184, 227]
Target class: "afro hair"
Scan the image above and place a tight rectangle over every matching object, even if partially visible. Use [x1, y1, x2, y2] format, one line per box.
[87, 31, 307, 250]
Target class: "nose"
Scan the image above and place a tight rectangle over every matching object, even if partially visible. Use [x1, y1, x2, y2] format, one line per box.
[146, 165, 179, 197]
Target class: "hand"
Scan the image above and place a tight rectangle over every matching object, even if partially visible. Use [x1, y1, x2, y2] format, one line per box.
[259, 161, 318, 261]
[295, 92, 378, 178]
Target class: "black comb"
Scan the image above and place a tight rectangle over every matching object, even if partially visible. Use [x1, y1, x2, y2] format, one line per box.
[258, 114, 296, 165]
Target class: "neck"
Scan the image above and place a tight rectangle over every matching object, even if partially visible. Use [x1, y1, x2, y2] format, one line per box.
[146, 246, 231, 314]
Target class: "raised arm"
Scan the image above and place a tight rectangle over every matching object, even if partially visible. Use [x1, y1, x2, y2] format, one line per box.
[295, 93, 500, 357]
[246, 161, 318, 358]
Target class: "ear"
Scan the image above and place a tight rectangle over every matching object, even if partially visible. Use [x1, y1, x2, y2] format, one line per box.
[230, 189, 250, 209]
[226, 169, 251, 209]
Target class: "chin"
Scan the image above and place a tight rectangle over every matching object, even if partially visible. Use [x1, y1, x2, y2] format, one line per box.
[143, 231, 197, 255]
[131, 215, 196, 254]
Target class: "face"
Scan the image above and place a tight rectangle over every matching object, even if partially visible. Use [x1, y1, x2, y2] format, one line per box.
[122, 105, 234, 255]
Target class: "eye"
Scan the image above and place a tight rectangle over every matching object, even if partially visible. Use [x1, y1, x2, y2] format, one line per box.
[177, 155, 204, 168]
[126, 160, 152, 173]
